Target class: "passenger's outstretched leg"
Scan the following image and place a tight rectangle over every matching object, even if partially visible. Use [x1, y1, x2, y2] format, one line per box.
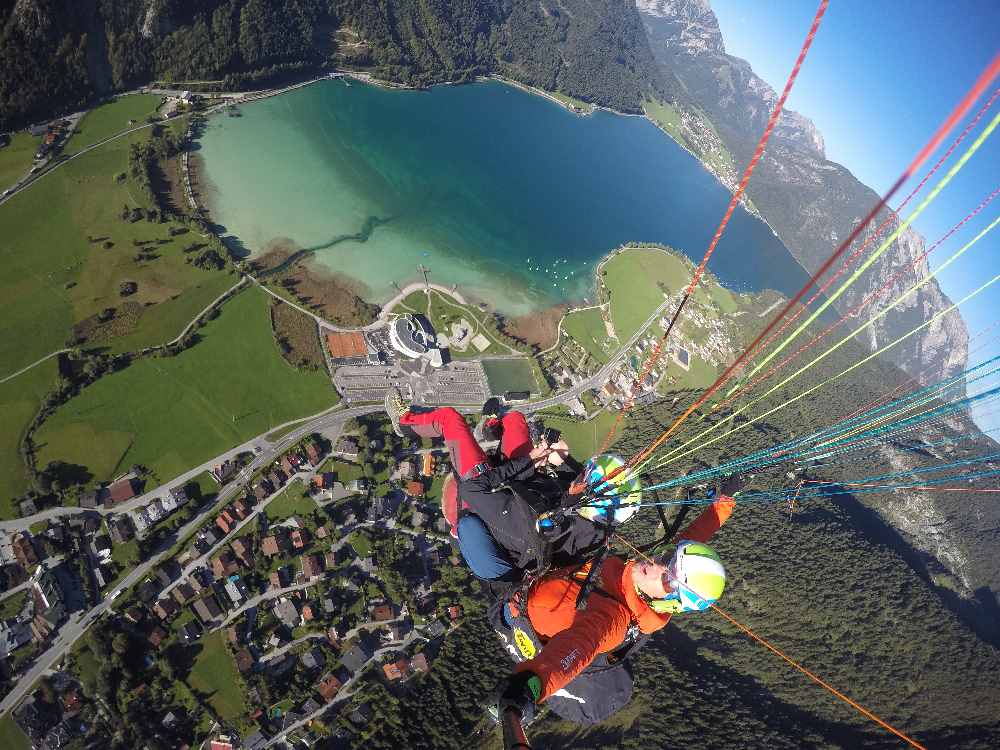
[499, 411, 532, 461]
[387, 390, 488, 478]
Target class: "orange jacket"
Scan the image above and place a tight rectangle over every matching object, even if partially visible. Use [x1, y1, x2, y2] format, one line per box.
[514, 496, 735, 701]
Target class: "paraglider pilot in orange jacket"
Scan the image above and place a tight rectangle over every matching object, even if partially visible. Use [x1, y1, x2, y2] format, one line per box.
[496, 492, 735, 720]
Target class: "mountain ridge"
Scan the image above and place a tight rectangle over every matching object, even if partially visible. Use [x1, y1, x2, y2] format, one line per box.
[637, 0, 970, 393]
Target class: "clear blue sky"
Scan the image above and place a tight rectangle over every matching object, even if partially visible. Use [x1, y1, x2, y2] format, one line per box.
[710, 0, 1000, 433]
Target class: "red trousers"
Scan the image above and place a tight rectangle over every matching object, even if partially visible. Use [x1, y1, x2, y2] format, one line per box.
[400, 408, 531, 534]
[399, 407, 531, 477]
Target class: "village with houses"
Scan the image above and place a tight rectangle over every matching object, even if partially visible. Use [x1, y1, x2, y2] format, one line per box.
[0, 407, 483, 749]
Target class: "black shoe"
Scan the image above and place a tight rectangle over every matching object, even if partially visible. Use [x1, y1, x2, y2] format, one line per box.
[482, 397, 503, 419]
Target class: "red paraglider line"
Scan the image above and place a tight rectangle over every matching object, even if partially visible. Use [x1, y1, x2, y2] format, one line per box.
[722, 88, 999, 406]
[719, 185, 1000, 411]
[616, 50, 1000, 476]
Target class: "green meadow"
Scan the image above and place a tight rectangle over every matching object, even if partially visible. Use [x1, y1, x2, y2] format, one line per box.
[562, 306, 615, 363]
[603, 247, 738, 341]
[0, 121, 235, 374]
[34, 287, 337, 488]
[538, 409, 624, 459]
[0, 132, 39, 190]
[187, 630, 247, 722]
[0, 357, 59, 516]
[0, 713, 30, 750]
[63, 94, 163, 154]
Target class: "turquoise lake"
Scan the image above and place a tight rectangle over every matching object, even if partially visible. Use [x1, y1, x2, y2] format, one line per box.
[198, 79, 811, 314]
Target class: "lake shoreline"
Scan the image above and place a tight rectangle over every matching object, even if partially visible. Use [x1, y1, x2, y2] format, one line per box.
[197, 73, 806, 324]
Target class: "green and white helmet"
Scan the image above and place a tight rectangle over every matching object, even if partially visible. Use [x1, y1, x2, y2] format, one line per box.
[650, 541, 727, 614]
[577, 454, 642, 526]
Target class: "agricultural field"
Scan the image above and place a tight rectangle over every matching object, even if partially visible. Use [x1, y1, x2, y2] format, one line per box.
[603, 247, 689, 340]
[186, 630, 247, 722]
[0, 356, 60, 517]
[482, 358, 539, 395]
[0, 121, 234, 375]
[537, 409, 625, 459]
[562, 306, 615, 363]
[34, 287, 337, 489]
[643, 98, 684, 143]
[0, 131, 40, 190]
[63, 94, 163, 154]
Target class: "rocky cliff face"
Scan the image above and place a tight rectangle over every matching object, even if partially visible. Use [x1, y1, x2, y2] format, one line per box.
[638, 0, 970, 390]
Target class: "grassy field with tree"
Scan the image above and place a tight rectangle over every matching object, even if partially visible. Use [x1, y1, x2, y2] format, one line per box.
[63, 95, 162, 154]
[0, 121, 235, 375]
[603, 247, 688, 340]
[186, 630, 247, 723]
[0, 357, 60, 516]
[265, 484, 316, 521]
[0, 131, 39, 190]
[642, 98, 684, 142]
[0, 713, 30, 750]
[34, 287, 337, 488]
[562, 306, 615, 363]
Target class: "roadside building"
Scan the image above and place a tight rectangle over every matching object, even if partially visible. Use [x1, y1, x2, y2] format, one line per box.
[340, 643, 372, 675]
[301, 554, 324, 581]
[383, 658, 407, 682]
[261, 535, 282, 557]
[235, 648, 254, 674]
[224, 580, 245, 605]
[216, 508, 237, 535]
[231, 538, 252, 567]
[273, 597, 299, 629]
[79, 490, 100, 509]
[335, 436, 360, 460]
[148, 626, 167, 648]
[0, 620, 31, 657]
[300, 647, 325, 672]
[171, 582, 196, 605]
[305, 440, 324, 467]
[421, 453, 435, 477]
[211, 551, 239, 579]
[398, 460, 417, 481]
[106, 477, 138, 506]
[317, 673, 343, 702]
[210, 460, 237, 484]
[290, 529, 307, 550]
[192, 594, 223, 624]
[153, 598, 179, 621]
[11, 533, 38, 567]
[372, 603, 393, 622]
[410, 652, 430, 674]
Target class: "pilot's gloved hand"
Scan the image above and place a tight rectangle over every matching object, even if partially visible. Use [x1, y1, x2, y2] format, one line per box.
[718, 473, 745, 498]
[496, 671, 542, 725]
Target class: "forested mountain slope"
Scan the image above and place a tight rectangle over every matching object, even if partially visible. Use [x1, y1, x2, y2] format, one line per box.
[0, 0, 665, 130]
[637, 0, 970, 393]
